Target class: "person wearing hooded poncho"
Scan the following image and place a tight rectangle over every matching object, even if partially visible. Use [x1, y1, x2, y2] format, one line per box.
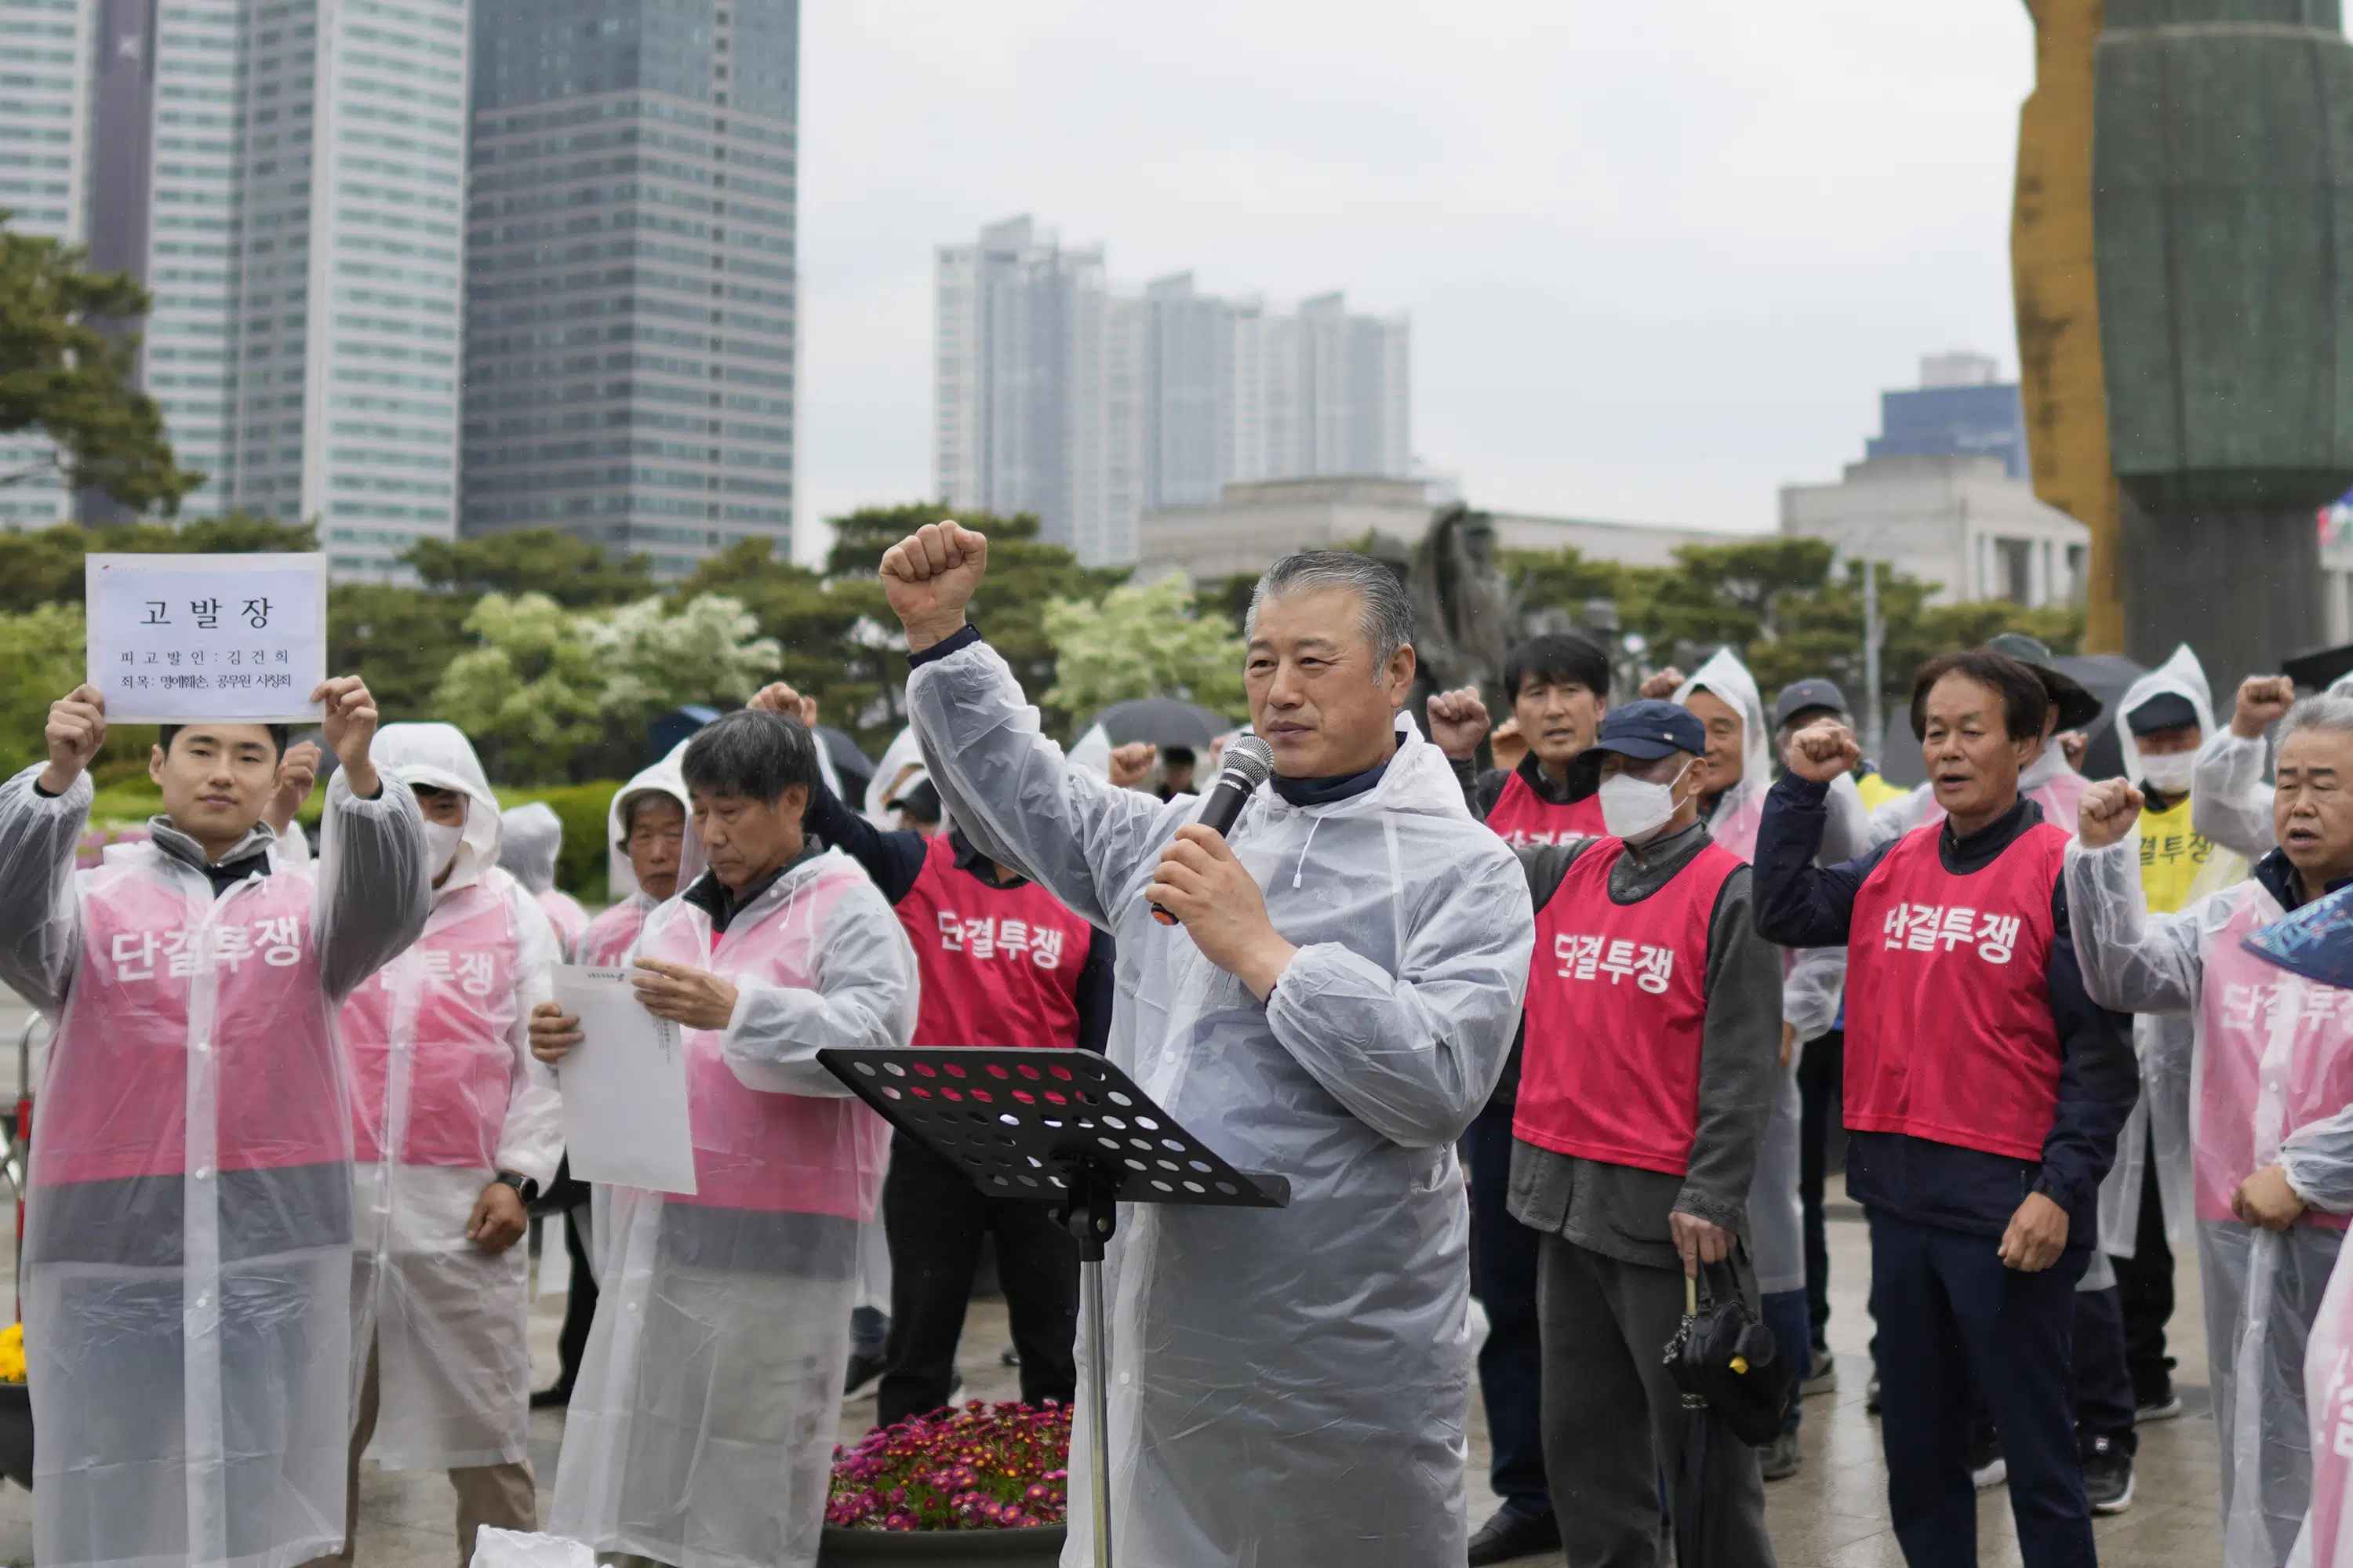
[309, 723, 565, 1567]
[580, 750, 693, 968]
[0, 678, 431, 1568]
[2066, 689, 2353, 1568]
[2102, 646, 2249, 1431]
[2194, 670, 2353, 863]
[500, 802, 591, 960]
[884, 525, 1533, 1568]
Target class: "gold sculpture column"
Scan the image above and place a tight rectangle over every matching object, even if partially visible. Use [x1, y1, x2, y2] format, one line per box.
[2011, 0, 2123, 653]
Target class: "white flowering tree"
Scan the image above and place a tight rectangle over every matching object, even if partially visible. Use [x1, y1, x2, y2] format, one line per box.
[591, 593, 782, 725]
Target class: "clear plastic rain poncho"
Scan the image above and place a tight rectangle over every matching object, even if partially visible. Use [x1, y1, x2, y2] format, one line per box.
[500, 802, 589, 959]
[2195, 670, 2353, 862]
[2101, 645, 2249, 1260]
[2066, 839, 2353, 1568]
[2295, 1235, 2353, 1566]
[583, 750, 696, 967]
[343, 725, 563, 1474]
[907, 639, 1533, 1567]
[548, 849, 913, 1568]
[0, 759, 430, 1568]
[1675, 649, 1860, 1293]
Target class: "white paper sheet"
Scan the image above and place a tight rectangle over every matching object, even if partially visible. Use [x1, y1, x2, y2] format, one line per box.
[86, 552, 329, 723]
[552, 964, 697, 1195]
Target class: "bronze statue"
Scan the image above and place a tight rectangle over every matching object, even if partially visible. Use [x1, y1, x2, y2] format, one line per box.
[1408, 504, 1518, 711]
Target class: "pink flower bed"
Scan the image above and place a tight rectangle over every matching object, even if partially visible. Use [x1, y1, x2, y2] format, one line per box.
[76, 824, 151, 869]
[827, 1401, 1070, 1532]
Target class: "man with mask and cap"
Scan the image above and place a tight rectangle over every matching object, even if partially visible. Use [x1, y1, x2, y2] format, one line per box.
[1506, 697, 1784, 1566]
[313, 723, 564, 1566]
[740, 680, 1109, 1428]
[2105, 646, 2247, 1433]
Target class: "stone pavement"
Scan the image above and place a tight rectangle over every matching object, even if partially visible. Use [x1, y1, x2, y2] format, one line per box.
[0, 1176, 2230, 1566]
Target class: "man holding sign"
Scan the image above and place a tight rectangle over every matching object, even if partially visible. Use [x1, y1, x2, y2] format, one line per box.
[0, 676, 430, 1568]
[533, 708, 915, 1568]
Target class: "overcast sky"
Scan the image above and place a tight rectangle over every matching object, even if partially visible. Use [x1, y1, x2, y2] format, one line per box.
[794, 2, 2037, 563]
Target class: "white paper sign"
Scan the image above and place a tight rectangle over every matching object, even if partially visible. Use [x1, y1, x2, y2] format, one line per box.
[551, 965, 698, 1195]
[86, 552, 328, 724]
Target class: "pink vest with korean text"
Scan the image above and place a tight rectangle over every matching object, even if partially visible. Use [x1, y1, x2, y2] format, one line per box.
[639, 860, 890, 1221]
[894, 833, 1089, 1051]
[2196, 890, 2353, 1231]
[38, 847, 342, 1189]
[340, 876, 521, 1171]
[535, 887, 590, 962]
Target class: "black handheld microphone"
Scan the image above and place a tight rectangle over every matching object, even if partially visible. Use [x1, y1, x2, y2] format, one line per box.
[1150, 734, 1275, 926]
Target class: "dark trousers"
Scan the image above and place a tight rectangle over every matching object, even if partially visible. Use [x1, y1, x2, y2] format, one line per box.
[1464, 1096, 1554, 1521]
[2113, 1155, 2177, 1406]
[1870, 1211, 2093, 1568]
[2073, 1284, 2137, 1453]
[1797, 1030, 1844, 1352]
[1537, 1234, 1776, 1568]
[553, 1203, 597, 1394]
[877, 1133, 1079, 1428]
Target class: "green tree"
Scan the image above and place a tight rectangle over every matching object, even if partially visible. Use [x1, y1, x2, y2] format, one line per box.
[431, 592, 606, 782]
[329, 582, 476, 722]
[592, 595, 781, 724]
[824, 504, 1123, 742]
[0, 223, 202, 514]
[1502, 546, 1624, 624]
[671, 539, 883, 747]
[1042, 574, 1248, 721]
[0, 514, 316, 613]
[406, 528, 656, 607]
[0, 602, 88, 773]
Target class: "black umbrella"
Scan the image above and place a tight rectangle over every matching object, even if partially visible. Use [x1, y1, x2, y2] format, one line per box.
[1664, 1266, 1795, 1568]
[815, 725, 875, 798]
[1082, 697, 1233, 749]
[2050, 653, 2146, 782]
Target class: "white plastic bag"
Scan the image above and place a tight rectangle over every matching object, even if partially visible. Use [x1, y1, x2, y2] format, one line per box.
[469, 1528, 596, 1568]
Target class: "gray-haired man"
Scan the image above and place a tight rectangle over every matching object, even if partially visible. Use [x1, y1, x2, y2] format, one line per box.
[882, 524, 1533, 1568]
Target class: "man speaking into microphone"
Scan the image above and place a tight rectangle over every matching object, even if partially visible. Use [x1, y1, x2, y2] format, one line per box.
[886, 524, 1533, 1566]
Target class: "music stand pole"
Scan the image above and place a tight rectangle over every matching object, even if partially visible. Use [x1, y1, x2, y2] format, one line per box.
[1064, 1153, 1118, 1568]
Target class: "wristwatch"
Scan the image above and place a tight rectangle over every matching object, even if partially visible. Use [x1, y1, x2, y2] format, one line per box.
[492, 1170, 540, 1204]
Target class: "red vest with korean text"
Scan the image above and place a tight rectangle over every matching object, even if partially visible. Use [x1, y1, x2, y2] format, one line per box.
[893, 833, 1090, 1050]
[1485, 769, 1609, 850]
[1515, 838, 1740, 1177]
[340, 878, 521, 1171]
[38, 848, 342, 1189]
[1844, 821, 2068, 1162]
[2195, 890, 2353, 1230]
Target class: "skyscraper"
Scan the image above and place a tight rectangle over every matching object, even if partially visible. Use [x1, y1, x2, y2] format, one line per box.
[933, 216, 1411, 567]
[0, 0, 94, 527]
[62, 0, 472, 574]
[463, 0, 800, 579]
[1865, 351, 2030, 480]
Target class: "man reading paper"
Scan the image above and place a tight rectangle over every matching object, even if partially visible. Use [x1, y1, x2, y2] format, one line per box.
[883, 523, 1534, 1567]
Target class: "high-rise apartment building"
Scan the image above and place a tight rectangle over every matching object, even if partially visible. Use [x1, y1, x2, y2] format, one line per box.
[1866, 351, 2030, 481]
[0, 0, 94, 527]
[933, 216, 1410, 567]
[462, 0, 800, 579]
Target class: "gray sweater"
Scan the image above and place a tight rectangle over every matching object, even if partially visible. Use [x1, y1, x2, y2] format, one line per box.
[1506, 820, 1784, 1271]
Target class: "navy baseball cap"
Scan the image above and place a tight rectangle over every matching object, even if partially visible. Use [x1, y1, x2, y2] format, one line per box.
[1591, 700, 1706, 762]
[2127, 692, 2201, 735]
[1773, 677, 1849, 731]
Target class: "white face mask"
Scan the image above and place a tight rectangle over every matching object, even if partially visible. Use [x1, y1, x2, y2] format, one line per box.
[424, 819, 464, 877]
[2137, 749, 2197, 795]
[1599, 761, 1693, 845]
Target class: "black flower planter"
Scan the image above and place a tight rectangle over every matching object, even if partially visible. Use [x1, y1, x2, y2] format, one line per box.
[0, 1381, 32, 1489]
[818, 1523, 1066, 1565]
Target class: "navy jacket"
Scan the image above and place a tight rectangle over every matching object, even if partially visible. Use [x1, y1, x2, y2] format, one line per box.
[1752, 773, 2137, 1242]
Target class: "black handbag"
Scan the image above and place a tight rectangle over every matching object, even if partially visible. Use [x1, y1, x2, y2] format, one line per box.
[1663, 1261, 1798, 1447]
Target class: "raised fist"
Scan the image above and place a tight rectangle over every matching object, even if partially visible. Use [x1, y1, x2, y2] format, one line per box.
[39, 684, 107, 793]
[2077, 777, 2144, 849]
[1108, 742, 1158, 790]
[748, 682, 818, 726]
[880, 521, 990, 652]
[1785, 722, 1860, 784]
[2232, 675, 2296, 740]
[267, 740, 322, 833]
[314, 677, 383, 799]
[1424, 687, 1492, 762]
[1640, 668, 1686, 701]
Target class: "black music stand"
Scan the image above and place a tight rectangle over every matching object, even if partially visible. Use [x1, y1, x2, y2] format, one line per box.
[818, 1046, 1290, 1568]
